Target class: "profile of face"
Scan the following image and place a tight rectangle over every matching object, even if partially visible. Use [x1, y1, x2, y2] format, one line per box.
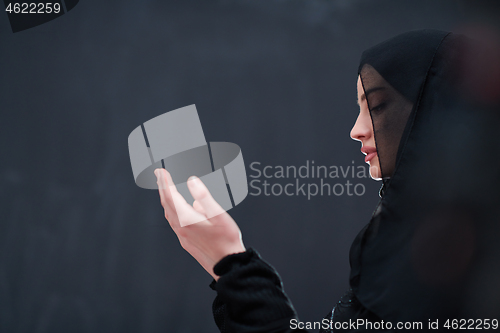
[351, 76, 382, 180]
[351, 65, 415, 181]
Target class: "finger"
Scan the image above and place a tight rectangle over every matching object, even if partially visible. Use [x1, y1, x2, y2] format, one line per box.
[187, 176, 226, 220]
[171, 190, 208, 227]
[156, 169, 208, 228]
[192, 200, 207, 216]
[155, 168, 181, 228]
[156, 168, 179, 194]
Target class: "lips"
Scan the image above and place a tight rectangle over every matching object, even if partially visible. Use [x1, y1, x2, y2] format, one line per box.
[361, 146, 377, 163]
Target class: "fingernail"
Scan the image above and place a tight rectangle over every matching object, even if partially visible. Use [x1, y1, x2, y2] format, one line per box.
[154, 169, 160, 179]
[188, 176, 199, 185]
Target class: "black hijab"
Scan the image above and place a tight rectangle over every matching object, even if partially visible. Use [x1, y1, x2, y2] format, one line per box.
[347, 29, 500, 326]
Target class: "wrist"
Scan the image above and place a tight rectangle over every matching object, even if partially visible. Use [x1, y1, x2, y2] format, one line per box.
[213, 242, 246, 267]
[213, 247, 258, 277]
[212, 247, 246, 280]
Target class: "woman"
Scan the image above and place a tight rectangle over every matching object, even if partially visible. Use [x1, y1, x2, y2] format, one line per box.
[154, 29, 500, 332]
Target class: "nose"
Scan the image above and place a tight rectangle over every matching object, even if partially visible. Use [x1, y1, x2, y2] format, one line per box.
[350, 111, 372, 143]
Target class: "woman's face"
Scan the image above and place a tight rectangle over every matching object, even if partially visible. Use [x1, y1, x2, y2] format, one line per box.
[351, 76, 382, 180]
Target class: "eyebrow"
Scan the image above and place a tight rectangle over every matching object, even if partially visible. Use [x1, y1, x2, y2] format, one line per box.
[357, 87, 386, 105]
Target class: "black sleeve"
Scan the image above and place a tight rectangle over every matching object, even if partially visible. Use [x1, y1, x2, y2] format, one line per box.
[209, 247, 309, 333]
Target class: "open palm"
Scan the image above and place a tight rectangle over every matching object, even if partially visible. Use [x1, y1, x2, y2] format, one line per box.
[155, 168, 245, 280]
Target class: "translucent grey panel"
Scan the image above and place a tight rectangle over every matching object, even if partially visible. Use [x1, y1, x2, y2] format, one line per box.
[175, 169, 232, 227]
[135, 160, 164, 189]
[209, 142, 248, 205]
[162, 145, 213, 185]
[128, 126, 153, 180]
[143, 104, 206, 163]
[210, 141, 240, 171]
[223, 147, 248, 206]
[128, 105, 249, 226]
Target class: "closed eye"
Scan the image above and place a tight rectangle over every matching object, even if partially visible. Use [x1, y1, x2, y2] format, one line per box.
[371, 103, 386, 114]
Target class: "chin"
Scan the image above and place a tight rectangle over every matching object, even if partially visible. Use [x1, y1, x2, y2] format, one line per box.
[369, 165, 383, 181]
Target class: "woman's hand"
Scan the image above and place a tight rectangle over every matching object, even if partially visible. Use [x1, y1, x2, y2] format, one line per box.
[154, 168, 245, 281]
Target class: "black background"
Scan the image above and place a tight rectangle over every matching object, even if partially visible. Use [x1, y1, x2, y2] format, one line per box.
[0, 1, 493, 332]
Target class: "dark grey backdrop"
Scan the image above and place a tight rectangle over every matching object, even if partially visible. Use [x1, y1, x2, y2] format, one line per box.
[0, 0, 484, 332]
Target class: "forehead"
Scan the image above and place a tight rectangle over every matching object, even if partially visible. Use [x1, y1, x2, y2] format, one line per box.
[357, 67, 392, 95]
